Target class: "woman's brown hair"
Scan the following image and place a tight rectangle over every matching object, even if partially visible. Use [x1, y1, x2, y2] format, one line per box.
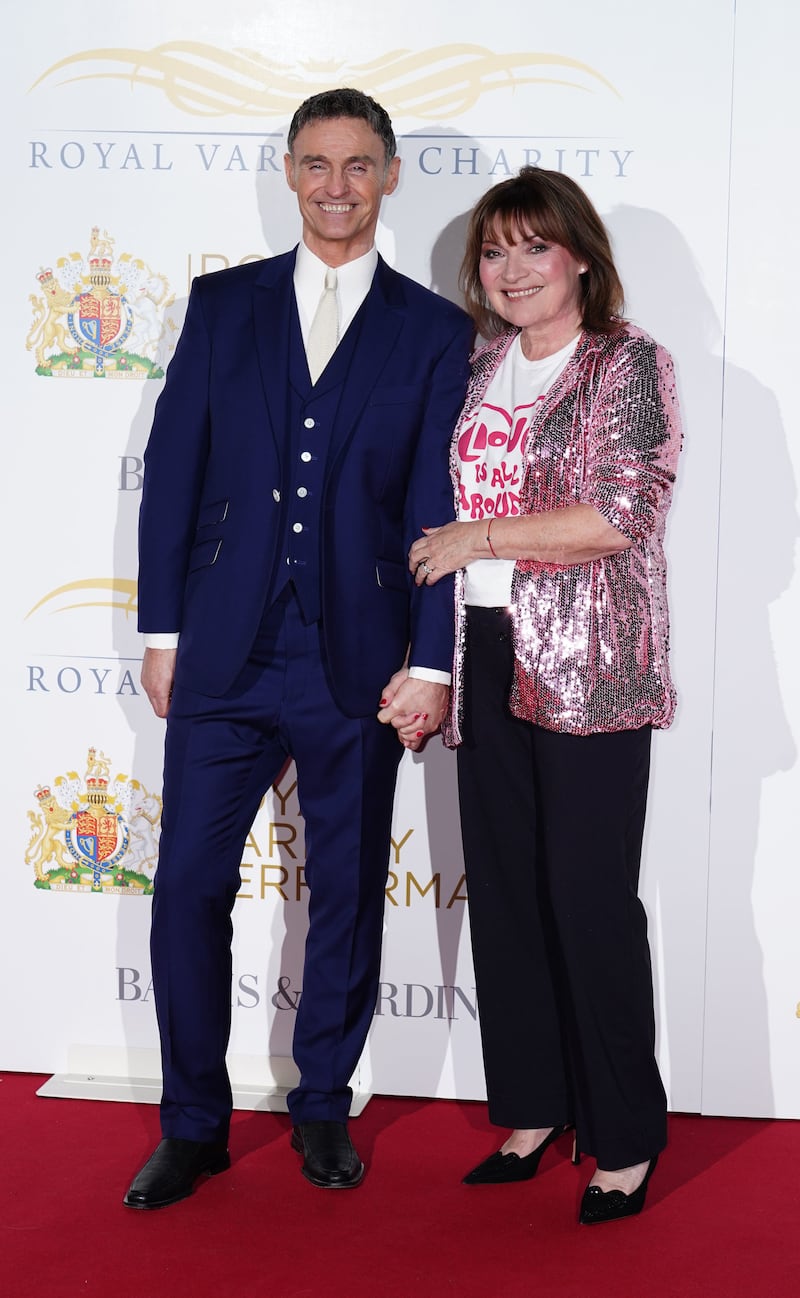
[460, 167, 625, 339]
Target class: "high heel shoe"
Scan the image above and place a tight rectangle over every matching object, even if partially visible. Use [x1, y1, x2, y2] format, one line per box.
[462, 1124, 568, 1185]
[578, 1155, 658, 1225]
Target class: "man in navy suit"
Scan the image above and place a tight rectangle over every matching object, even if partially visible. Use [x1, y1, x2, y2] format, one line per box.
[124, 88, 472, 1209]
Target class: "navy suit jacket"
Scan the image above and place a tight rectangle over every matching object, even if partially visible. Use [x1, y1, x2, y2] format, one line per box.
[138, 249, 472, 715]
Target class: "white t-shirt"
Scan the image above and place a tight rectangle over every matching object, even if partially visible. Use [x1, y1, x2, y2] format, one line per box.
[459, 334, 579, 606]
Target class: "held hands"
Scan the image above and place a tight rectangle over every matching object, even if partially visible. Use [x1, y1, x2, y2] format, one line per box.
[141, 647, 177, 718]
[377, 667, 449, 751]
[409, 522, 487, 587]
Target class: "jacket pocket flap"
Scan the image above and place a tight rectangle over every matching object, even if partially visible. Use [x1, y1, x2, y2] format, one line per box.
[197, 498, 229, 527]
[375, 557, 409, 591]
[188, 538, 222, 572]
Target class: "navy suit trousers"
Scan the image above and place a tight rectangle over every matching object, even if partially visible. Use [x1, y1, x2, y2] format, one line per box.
[150, 589, 402, 1140]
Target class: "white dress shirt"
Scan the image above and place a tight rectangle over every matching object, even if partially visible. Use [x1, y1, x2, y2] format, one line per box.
[293, 241, 376, 346]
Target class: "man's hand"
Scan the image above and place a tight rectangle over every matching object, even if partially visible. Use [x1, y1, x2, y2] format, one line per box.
[377, 665, 409, 712]
[377, 675, 449, 751]
[141, 647, 178, 718]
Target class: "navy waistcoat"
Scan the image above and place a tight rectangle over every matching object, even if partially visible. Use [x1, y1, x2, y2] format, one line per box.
[269, 296, 365, 624]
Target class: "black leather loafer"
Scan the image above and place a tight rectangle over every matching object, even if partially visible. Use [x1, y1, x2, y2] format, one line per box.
[123, 1137, 230, 1210]
[291, 1121, 364, 1189]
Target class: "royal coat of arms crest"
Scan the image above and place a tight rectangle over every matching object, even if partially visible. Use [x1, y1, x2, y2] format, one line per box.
[26, 227, 175, 378]
[26, 747, 161, 893]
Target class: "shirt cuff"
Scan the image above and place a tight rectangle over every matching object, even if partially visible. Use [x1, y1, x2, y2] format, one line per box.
[144, 633, 180, 650]
[408, 666, 452, 686]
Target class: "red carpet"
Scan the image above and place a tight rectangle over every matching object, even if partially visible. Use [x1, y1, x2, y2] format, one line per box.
[2, 1072, 799, 1298]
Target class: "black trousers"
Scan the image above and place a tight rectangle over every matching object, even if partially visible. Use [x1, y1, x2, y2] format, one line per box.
[457, 606, 667, 1169]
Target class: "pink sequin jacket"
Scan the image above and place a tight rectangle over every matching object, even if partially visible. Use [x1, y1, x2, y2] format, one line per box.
[443, 323, 683, 744]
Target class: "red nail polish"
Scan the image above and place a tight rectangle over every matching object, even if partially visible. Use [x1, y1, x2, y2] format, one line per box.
[416, 730, 424, 737]
[413, 713, 421, 720]
[379, 698, 387, 706]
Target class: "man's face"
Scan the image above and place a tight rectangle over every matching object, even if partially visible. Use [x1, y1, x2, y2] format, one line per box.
[284, 116, 400, 266]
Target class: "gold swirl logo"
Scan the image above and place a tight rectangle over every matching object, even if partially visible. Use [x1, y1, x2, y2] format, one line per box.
[26, 578, 138, 620]
[31, 43, 620, 117]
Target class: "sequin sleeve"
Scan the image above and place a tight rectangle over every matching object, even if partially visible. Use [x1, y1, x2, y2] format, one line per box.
[582, 333, 682, 545]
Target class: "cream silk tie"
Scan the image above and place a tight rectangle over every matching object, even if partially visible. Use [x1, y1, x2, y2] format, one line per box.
[306, 267, 339, 385]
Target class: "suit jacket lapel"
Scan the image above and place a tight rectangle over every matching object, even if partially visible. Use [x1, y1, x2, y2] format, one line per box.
[252, 249, 297, 461]
[327, 256, 405, 464]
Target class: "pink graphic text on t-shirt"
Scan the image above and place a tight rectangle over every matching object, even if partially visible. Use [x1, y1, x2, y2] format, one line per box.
[457, 398, 542, 520]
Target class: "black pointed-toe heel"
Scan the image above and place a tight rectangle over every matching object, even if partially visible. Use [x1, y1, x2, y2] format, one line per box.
[462, 1124, 568, 1186]
[578, 1155, 658, 1225]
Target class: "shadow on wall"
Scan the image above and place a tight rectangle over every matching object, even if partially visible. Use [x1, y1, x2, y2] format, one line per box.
[254, 121, 298, 257]
[607, 204, 796, 1115]
[381, 126, 490, 297]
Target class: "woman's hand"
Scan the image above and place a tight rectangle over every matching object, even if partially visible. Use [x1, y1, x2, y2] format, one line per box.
[377, 665, 449, 750]
[410, 507, 631, 583]
[409, 522, 486, 586]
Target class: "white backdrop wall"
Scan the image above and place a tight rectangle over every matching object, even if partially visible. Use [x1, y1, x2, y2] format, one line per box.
[1, 0, 796, 1118]
[703, 3, 800, 1118]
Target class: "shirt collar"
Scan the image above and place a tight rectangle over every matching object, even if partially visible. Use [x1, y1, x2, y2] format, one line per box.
[294, 240, 378, 297]
[294, 241, 379, 339]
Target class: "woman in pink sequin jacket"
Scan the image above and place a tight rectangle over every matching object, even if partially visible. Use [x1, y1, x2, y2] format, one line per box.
[408, 168, 682, 1225]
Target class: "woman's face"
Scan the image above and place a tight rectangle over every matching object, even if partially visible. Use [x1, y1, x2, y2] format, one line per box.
[478, 224, 586, 351]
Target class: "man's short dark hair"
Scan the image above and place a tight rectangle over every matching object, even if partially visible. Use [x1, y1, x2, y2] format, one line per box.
[287, 88, 397, 166]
